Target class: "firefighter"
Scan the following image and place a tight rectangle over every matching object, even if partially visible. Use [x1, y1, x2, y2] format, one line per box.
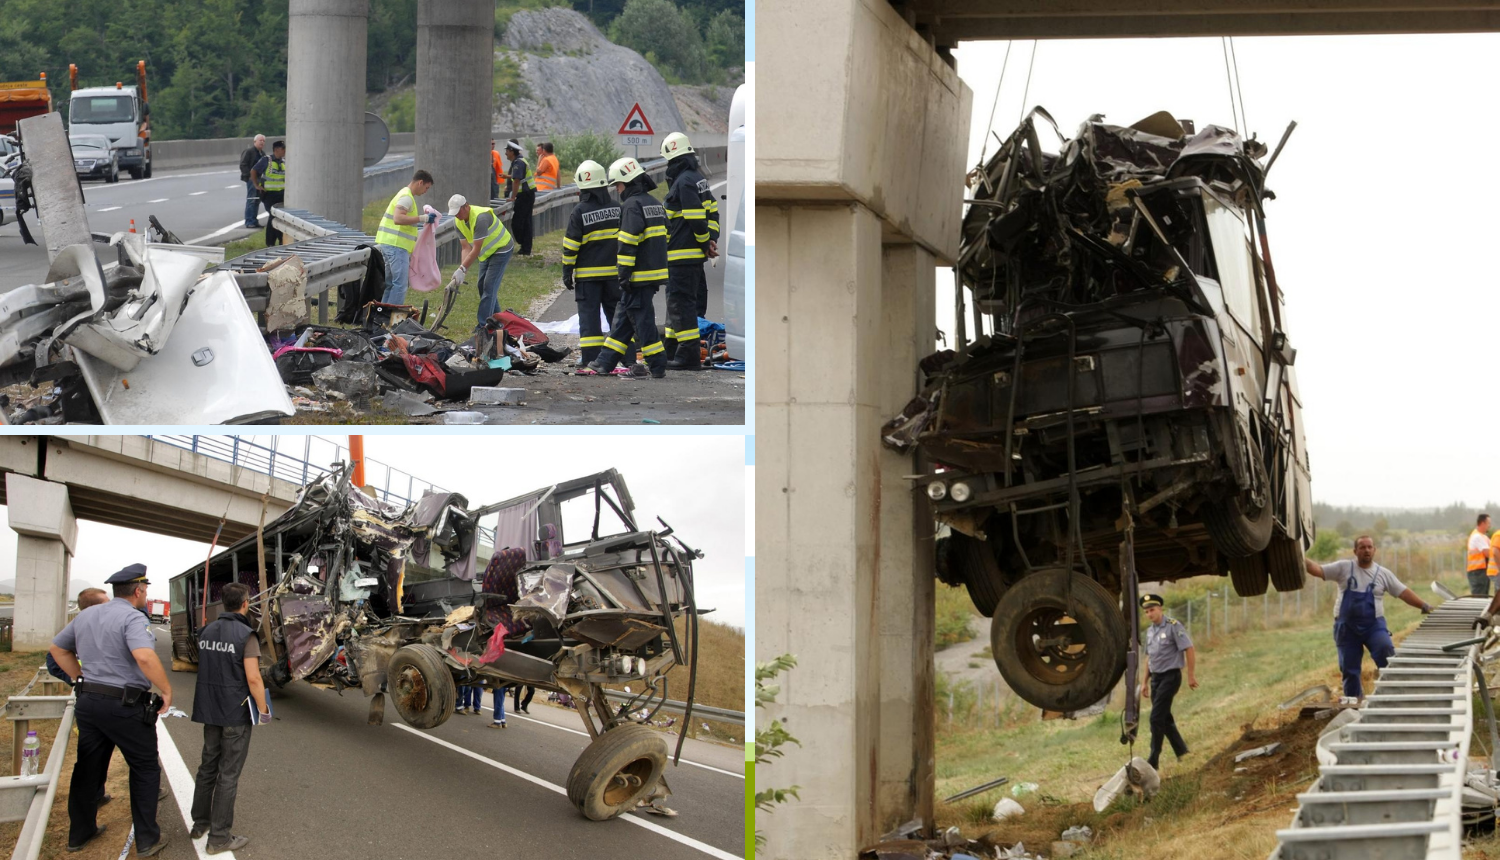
[660, 132, 720, 370]
[585, 157, 668, 378]
[562, 160, 623, 372]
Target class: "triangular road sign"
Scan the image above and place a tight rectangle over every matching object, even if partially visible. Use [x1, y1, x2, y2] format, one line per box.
[618, 103, 654, 136]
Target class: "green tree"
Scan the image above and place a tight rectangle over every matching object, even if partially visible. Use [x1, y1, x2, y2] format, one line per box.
[1309, 531, 1342, 561]
[1334, 520, 1354, 538]
[754, 654, 800, 853]
[703, 9, 742, 69]
[1373, 516, 1390, 538]
[610, 0, 705, 83]
[238, 90, 284, 136]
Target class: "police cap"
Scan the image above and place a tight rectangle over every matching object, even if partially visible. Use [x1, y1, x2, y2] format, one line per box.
[105, 563, 149, 585]
[1139, 593, 1165, 609]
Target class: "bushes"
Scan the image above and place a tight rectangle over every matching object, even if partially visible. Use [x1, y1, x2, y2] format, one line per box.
[552, 130, 622, 175]
[610, 0, 707, 83]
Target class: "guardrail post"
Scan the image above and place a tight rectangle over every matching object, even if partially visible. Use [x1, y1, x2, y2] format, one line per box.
[10, 718, 27, 777]
[302, 436, 311, 485]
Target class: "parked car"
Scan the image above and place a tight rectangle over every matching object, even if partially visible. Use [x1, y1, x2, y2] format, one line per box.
[170, 464, 706, 820]
[883, 108, 1312, 714]
[69, 133, 119, 183]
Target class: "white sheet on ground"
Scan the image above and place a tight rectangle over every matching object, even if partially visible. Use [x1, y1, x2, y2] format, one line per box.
[536, 308, 611, 335]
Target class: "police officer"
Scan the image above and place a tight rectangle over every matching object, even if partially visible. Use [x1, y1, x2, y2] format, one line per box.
[505, 139, 537, 255]
[190, 582, 269, 855]
[660, 132, 720, 370]
[562, 159, 623, 372]
[586, 156, 669, 378]
[49, 564, 171, 856]
[251, 140, 287, 246]
[1137, 593, 1197, 771]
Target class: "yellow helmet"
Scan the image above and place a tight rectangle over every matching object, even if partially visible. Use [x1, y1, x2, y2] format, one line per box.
[660, 131, 694, 160]
[574, 160, 608, 189]
[608, 157, 644, 185]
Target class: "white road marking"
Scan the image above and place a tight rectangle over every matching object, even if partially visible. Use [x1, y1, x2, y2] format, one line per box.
[98, 206, 121, 212]
[189, 191, 207, 196]
[147, 198, 169, 204]
[156, 719, 240, 860]
[223, 185, 239, 189]
[392, 724, 738, 860]
[188, 214, 264, 246]
[475, 703, 743, 779]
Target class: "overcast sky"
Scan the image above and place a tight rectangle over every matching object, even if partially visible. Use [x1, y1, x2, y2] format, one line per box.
[0, 435, 745, 628]
[941, 34, 1500, 510]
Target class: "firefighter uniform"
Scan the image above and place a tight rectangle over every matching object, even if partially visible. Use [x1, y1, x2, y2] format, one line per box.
[587, 157, 669, 378]
[660, 133, 720, 370]
[562, 160, 623, 369]
[52, 564, 168, 856]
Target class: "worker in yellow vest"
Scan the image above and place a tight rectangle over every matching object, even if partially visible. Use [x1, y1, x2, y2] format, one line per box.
[251, 140, 287, 246]
[1469, 513, 1493, 597]
[535, 141, 560, 193]
[376, 169, 435, 305]
[446, 194, 517, 328]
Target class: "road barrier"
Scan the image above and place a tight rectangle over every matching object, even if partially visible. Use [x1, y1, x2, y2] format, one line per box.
[0, 666, 77, 860]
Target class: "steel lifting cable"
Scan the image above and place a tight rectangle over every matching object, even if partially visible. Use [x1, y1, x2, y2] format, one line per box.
[1220, 37, 1242, 133]
[1016, 40, 1038, 126]
[975, 40, 1015, 172]
[1229, 36, 1249, 136]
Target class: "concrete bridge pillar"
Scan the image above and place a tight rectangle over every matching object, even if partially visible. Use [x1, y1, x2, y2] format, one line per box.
[416, 0, 493, 217]
[757, 0, 971, 856]
[286, 0, 369, 230]
[6, 475, 78, 653]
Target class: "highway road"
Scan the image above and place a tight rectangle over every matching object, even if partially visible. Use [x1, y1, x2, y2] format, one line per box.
[146, 626, 743, 860]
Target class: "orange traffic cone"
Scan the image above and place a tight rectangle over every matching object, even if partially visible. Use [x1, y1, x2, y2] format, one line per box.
[129, 219, 137, 234]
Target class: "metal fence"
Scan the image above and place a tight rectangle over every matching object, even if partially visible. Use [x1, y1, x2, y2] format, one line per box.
[0, 618, 10, 652]
[144, 434, 449, 509]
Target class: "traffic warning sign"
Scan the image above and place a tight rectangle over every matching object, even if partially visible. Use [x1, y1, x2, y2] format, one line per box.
[617, 103, 654, 146]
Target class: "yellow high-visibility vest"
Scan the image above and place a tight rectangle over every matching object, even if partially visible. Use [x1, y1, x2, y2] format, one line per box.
[376, 187, 418, 251]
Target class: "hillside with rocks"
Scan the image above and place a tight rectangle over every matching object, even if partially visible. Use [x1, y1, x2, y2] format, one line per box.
[495, 8, 687, 137]
[670, 79, 738, 133]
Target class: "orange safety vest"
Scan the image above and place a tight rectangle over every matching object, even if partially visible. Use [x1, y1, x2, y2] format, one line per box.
[1469, 529, 1490, 572]
[1490, 531, 1500, 577]
[536, 153, 560, 192]
[490, 149, 505, 182]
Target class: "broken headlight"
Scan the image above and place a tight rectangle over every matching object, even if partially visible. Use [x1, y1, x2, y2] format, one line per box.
[926, 480, 947, 501]
[517, 570, 543, 594]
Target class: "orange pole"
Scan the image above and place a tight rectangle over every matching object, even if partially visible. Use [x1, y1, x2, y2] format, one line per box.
[349, 435, 365, 487]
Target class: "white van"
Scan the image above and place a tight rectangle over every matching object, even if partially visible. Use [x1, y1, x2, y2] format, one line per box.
[723, 84, 747, 360]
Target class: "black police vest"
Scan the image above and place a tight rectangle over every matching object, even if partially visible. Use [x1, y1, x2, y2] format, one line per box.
[193, 612, 255, 726]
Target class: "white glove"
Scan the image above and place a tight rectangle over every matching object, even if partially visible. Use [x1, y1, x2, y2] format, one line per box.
[451, 265, 467, 285]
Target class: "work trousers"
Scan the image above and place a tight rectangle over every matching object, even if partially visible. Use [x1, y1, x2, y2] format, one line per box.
[191, 723, 252, 847]
[243, 179, 260, 226]
[378, 244, 411, 306]
[491, 687, 507, 722]
[475, 247, 514, 325]
[69, 693, 161, 850]
[511, 684, 535, 711]
[456, 686, 483, 710]
[1469, 569, 1491, 597]
[592, 285, 665, 373]
[262, 191, 285, 246]
[1334, 616, 1395, 699]
[1146, 669, 1189, 769]
[513, 188, 536, 255]
[665, 265, 706, 352]
[574, 277, 621, 367]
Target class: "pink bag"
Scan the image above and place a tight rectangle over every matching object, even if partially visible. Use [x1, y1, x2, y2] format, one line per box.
[408, 204, 442, 293]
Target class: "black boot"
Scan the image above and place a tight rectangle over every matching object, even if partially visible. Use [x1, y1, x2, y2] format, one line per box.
[666, 337, 702, 370]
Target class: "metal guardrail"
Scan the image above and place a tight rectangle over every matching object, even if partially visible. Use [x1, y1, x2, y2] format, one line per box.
[216, 208, 376, 324]
[143, 435, 450, 510]
[1, 666, 76, 860]
[1271, 597, 1491, 860]
[604, 689, 744, 727]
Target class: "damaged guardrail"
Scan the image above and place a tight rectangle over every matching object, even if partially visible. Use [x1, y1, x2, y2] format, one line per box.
[1, 667, 78, 860]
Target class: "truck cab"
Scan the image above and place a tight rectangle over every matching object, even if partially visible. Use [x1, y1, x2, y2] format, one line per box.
[67, 62, 152, 179]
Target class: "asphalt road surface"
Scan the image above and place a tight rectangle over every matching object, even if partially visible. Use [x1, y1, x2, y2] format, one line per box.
[148, 627, 744, 860]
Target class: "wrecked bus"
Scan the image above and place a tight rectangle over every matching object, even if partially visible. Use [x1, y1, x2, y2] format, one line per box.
[169, 465, 705, 820]
[883, 108, 1312, 714]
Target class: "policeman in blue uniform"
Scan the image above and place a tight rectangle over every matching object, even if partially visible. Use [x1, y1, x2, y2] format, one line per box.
[1137, 593, 1197, 771]
[49, 563, 172, 856]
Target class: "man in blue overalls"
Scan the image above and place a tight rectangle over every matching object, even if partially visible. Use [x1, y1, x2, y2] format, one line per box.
[1306, 536, 1432, 702]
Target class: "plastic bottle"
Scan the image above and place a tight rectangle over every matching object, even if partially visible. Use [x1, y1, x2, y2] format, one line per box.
[20, 731, 40, 777]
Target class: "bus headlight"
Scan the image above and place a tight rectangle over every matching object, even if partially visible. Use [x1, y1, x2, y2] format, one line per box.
[950, 481, 972, 503]
[925, 481, 947, 501]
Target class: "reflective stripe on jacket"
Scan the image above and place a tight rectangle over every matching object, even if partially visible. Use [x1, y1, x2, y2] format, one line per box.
[456, 206, 515, 261]
[262, 158, 285, 192]
[563, 192, 622, 281]
[376, 187, 418, 251]
[1473, 529, 1492, 572]
[536, 154, 560, 192]
[617, 191, 669, 285]
[664, 163, 719, 265]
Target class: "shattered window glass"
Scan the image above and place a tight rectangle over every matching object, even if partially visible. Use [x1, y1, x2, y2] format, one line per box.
[1203, 196, 1260, 338]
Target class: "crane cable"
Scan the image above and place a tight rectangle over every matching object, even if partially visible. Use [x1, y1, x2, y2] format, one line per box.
[975, 40, 1015, 171]
[1016, 40, 1038, 125]
[1220, 36, 1250, 134]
